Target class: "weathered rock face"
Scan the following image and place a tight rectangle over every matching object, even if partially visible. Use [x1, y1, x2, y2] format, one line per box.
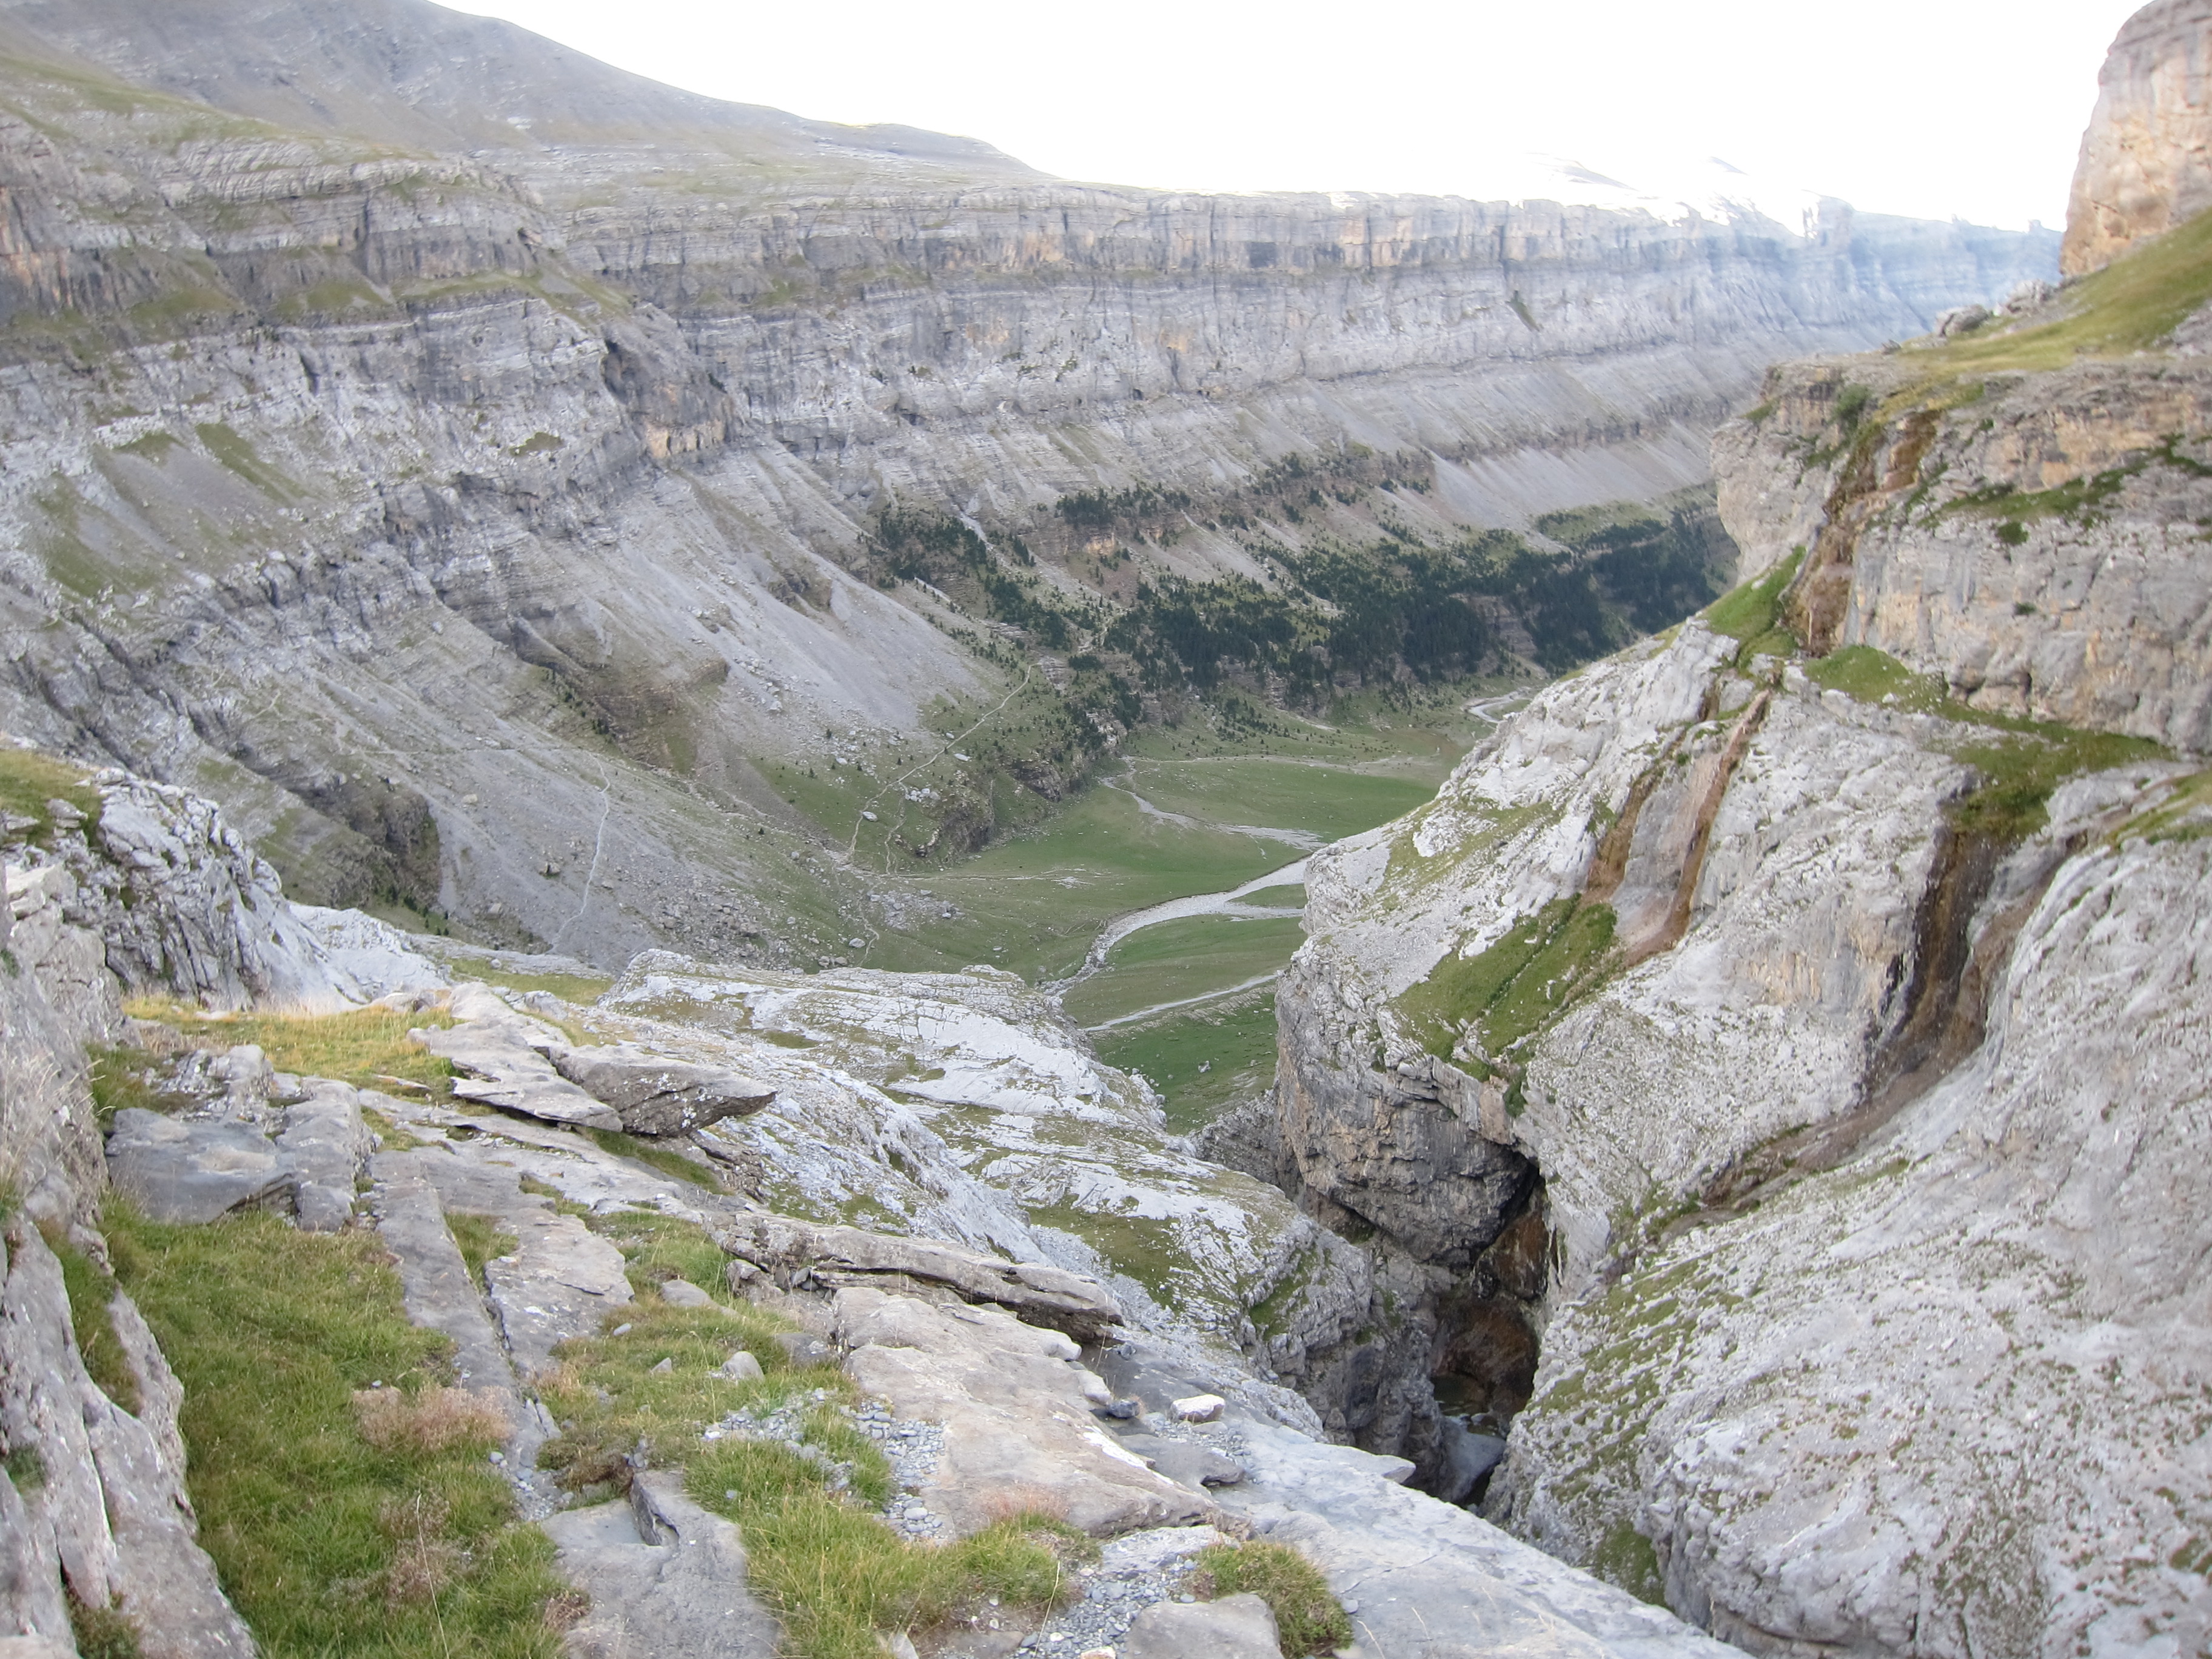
[2065, 0, 2212, 275]
[1, 860, 118, 1224]
[0, 0, 2056, 968]
[0, 1219, 258, 1658]
[1269, 78, 2212, 1649]
[833, 1285, 1210, 1538]
[0, 857, 256, 1652]
[1713, 352, 2212, 751]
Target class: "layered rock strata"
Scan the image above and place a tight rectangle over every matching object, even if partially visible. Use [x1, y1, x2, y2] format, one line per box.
[0, 0, 2056, 965]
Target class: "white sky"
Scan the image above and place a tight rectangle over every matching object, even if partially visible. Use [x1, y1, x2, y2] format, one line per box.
[462, 0, 2139, 230]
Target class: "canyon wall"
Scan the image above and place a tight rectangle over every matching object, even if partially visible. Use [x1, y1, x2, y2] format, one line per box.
[0, 0, 2054, 967]
[1265, 4, 2212, 1652]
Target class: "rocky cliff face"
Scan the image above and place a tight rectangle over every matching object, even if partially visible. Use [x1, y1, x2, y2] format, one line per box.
[1264, 5, 2212, 1652]
[0, 0, 2054, 967]
[2065, 0, 2212, 275]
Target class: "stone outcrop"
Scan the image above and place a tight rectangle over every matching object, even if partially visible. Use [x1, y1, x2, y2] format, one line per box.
[2064, 0, 2212, 274]
[0, 1219, 256, 1658]
[0, 0, 2057, 968]
[832, 1285, 1209, 1537]
[716, 1212, 1124, 1341]
[551, 1047, 776, 1136]
[104, 1080, 375, 1230]
[7, 750, 444, 1014]
[540, 1472, 780, 1659]
[1712, 352, 2212, 750]
[1, 860, 118, 1225]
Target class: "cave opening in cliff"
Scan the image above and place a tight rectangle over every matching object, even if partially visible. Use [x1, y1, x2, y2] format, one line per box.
[1422, 1175, 1552, 1508]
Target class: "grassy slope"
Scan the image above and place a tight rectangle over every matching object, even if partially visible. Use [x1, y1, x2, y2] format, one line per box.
[108, 1207, 564, 1659]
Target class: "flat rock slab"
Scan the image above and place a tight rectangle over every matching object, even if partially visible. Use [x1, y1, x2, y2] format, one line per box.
[375, 1150, 632, 1376]
[540, 1470, 780, 1658]
[1120, 1591, 1282, 1659]
[722, 1213, 1121, 1341]
[371, 1174, 519, 1398]
[413, 1021, 623, 1132]
[1114, 1435, 1244, 1490]
[1215, 1416, 1738, 1659]
[553, 1046, 775, 1136]
[834, 1287, 1208, 1538]
[105, 1108, 293, 1224]
[274, 1086, 372, 1231]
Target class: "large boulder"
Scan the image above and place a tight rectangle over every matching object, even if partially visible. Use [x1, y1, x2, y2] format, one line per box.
[104, 1110, 295, 1225]
[411, 1019, 623, 1132]
[832, 1287, 1209, 1538]
[716, 1212, 1122, 1342]
[552, 1045, 774, 1136]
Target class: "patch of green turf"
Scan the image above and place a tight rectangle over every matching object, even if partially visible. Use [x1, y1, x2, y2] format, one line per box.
[1804, 645, 1949, 712]
[0, 747, 102, 849]
[1805, 645, 2173, 839]
[85, 1045, 198, 1128]
[537, 1291, 819, 1482]
[104, 1205, 566, 1659]
[1093, 990, 1281, 1134]
[1196, 1540, 1352, 1658]
[1395, 897, 1618, 1065]
[1703, 548, 1805, 654]
[443, 1213, 518, 1283]
[123, 1001, 458, 1095]
[1061, 915, 1305, 1028]
[1022, 1202, 1184, 1302]
[688, 1444, 1085, 1659]
[1912, 204, 2212, 376]
[588, 1208, 739, 1298]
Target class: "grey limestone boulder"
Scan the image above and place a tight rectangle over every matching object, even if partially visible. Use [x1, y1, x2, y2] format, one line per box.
[411, 1021, 623, 1131]
[1119, 1592, 1282, 1659]
[104, 1109, 293, 1225]
[833, 1286, 1207, 1538]
[539, 1470, 780, 1658]
[717, 1212, 1121, 1341]
[552, 1045, 774, 1136]
[273, 1087, 374, 1232]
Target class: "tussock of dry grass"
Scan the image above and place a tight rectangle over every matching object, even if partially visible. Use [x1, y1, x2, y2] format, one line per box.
[375, 1493, 468, 1606]
[352, 1384, 511, 1455]
[120, 997, 459, 1095]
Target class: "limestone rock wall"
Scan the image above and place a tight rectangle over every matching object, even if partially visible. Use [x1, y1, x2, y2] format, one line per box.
[0, 1220, 256, 1657]
[1267, 128, 2212, 1648]
[1712, 350, 2212, 750]
[2064, 0, 2212, 275]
